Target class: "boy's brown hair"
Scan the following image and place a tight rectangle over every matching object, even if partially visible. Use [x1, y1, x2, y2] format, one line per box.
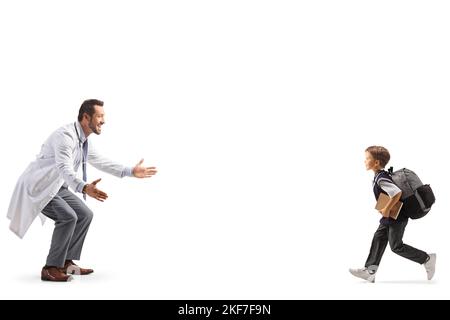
[366, 146, 390, 168]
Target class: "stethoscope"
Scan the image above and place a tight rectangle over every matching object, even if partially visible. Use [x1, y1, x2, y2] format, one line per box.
[74, 122, 83, 148]
[74, 122, 87, 166]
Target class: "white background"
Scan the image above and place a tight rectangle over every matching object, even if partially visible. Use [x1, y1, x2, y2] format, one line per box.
[0, 0, 449, 299]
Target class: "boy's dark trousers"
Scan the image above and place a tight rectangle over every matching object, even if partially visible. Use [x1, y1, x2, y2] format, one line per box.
[365, 219, 428, 268]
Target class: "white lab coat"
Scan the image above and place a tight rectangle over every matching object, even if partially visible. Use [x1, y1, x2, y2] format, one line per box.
[7, 122, 129, 238]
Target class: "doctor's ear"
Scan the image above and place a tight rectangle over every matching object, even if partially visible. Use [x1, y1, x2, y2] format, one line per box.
[83, 113, 91, 122]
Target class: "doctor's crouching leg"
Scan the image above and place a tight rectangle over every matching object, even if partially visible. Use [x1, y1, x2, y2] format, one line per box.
[40, 186, 94, 282]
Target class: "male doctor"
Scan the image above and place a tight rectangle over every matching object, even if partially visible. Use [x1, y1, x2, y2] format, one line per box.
[7, 99, 157, 281]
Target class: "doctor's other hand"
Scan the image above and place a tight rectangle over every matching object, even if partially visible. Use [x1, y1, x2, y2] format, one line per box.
[83, 178, 108, 202]
[132, 159, 158, 178]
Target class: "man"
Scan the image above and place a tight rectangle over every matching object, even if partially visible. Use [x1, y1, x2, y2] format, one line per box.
[7, 99, 157, 282]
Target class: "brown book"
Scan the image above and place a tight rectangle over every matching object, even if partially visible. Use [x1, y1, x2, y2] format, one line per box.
[375, 193, 403, 220]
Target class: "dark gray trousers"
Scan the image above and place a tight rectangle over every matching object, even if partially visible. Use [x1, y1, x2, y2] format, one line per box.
[42, 185, 93, 267]
[365, 219, 428, 269]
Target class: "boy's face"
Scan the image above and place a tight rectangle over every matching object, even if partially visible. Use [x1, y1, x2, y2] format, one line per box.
[365, 151, 380, 172]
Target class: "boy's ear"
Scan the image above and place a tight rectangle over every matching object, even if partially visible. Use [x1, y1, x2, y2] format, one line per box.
[374, 159, 381, 167]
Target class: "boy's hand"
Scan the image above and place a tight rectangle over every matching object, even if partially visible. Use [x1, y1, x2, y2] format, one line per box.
[379, 207, 390, 217]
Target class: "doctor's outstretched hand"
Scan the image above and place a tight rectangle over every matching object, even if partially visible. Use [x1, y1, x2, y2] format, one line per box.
[132, 159, 158, 178]
[84, 178, 108, 202]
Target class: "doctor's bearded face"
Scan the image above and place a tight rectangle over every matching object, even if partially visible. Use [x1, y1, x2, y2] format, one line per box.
[87, 105, 105, 135]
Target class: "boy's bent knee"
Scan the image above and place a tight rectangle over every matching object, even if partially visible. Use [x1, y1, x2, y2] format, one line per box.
[390, 243, 404, 253]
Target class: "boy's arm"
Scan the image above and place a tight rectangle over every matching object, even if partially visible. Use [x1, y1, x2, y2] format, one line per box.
[380, 192, 402, 217]
[378, 179, 403, 217]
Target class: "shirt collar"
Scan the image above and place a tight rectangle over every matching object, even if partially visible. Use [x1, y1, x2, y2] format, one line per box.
[75, 121, 87, 143]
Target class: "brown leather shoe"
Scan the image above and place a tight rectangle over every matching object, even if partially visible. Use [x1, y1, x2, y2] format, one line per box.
[41, 266, 72, 282]
[63, 260, 94, 275]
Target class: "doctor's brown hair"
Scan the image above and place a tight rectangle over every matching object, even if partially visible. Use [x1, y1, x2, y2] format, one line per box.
[78, 99, 104, 122]
[366, 146, 390, 168]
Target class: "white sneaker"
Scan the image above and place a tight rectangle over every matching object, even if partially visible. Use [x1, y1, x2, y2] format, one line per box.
[349, 268, 376, 283]
[424, 253, 436, 280]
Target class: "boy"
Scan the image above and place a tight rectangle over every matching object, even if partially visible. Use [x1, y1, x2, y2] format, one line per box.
[349, 146, 436, 283]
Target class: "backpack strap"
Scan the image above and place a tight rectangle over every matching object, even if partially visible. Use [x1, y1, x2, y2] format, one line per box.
[374, 170, 393, 187]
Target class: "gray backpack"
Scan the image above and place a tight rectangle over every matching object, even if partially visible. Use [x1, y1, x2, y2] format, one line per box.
[388, 167, 435, 219]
